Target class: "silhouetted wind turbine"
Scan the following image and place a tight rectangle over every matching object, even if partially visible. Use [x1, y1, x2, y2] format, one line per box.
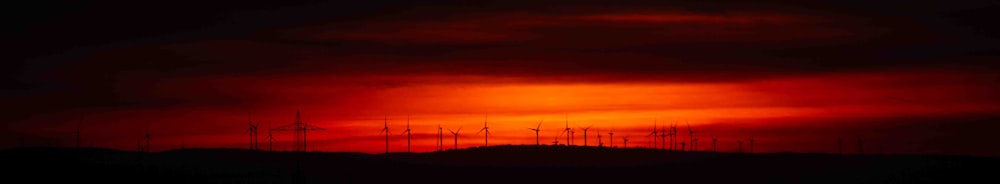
[579, 125, 593, 146]
[687, 123, 695, 152]
[378, 116, 391, 154]
[647, 120, 657, 149]
[609, 129, 614, 147]
[693, 137, 699, 151]
[400, 116, 412, 153]
[438, 124, 443, 151]
[623, 136, 629, 148]
[596, 129, 603, 147]
[244, 113, 259, 150]
[737, 140, 744, 153]
[563, 115, 570, 146]
[661, 125, 669, 150]
[448, 127, 462, 150]
[672, 122, 678, 151]
[476, 113, 491, 147]
[528, 119, 543, 146]
[712, 136, 718, 152]
[266, 122, 274, 151]
[679, 142, 686, 151]
[749, 136, 755, 153]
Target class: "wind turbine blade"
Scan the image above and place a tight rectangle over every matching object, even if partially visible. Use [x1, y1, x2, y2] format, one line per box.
[476, 128, 485, 135]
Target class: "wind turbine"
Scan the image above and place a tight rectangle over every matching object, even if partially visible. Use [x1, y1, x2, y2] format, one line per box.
[244, 114, 259, 151]
[647, 120, 657, 149]
[563, 115, 570, 146]
[438, 124, 443, 152]
[400, 116, 412, 153]
[712, 136, 718, 152]
[476, 113, 491, 147]
[448, 127, 462, 150]
[687, 123, 695, 152]
[266, 122, 274, 151]
[596, 129, 603, 148]
[378, 116, 391, 154]
[749, 136, 755, 153]
[608, 129, 614, 148]
[623, 136, 629, 148]
[671, 122, 678, 151]
[661, 126, 669, 150]
[579, 125, 593, 146]
[679, 141, 686, 151]
[737, 140, 744, 153]
[528, 119, 543, 146]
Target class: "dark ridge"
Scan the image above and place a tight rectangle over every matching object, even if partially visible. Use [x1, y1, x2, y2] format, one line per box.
[2, 145, 996, 183]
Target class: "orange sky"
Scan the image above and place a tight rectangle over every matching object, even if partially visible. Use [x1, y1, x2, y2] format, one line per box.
[10, 68, 999, 155]
[5, 0, 1000, 157]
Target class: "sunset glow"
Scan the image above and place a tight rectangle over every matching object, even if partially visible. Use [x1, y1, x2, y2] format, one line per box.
[5, 0, 1000, 157]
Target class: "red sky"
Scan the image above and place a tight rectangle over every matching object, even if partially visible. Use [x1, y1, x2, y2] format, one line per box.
[4, 0, 1000, 157]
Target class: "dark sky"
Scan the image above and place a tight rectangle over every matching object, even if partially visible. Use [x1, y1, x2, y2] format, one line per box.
[3, 0, 1000, 155]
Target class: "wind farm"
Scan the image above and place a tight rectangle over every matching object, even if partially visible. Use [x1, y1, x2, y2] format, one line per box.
[6, 0, 1000, 183]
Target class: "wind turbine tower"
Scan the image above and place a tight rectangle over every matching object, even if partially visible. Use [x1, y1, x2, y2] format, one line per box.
[400, 116, 412, 153]
[244, 113, 259, 150]
[712, 136, 718, 152]
[609, 129, 614, 147]
[528, 120, 542, 146]
[580, 125, 593, 146]
[449, 127, 462, 150]
[378, 116, 391, 154]
[738, 140, 744, 153]
[647, 120, 657, 149]
[563, 115, 570, 146]
[596, 129, 603, 148]
[687, 123, 695, 152]
[476, 113, 491, 147]
[438, 124, 443, 151]
[266, 122, 274, 151]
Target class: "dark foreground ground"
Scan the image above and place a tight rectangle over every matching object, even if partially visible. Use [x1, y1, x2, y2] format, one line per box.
[2, 145, 996, 184]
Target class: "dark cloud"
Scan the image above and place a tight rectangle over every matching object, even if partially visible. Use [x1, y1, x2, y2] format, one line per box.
[4, 0, 1000, 119]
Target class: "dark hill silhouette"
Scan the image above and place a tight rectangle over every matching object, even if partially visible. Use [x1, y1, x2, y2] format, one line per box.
[2, 145, 996, 184]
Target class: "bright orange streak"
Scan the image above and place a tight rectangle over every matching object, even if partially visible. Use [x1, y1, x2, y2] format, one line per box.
[17, 70, 999, 155]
